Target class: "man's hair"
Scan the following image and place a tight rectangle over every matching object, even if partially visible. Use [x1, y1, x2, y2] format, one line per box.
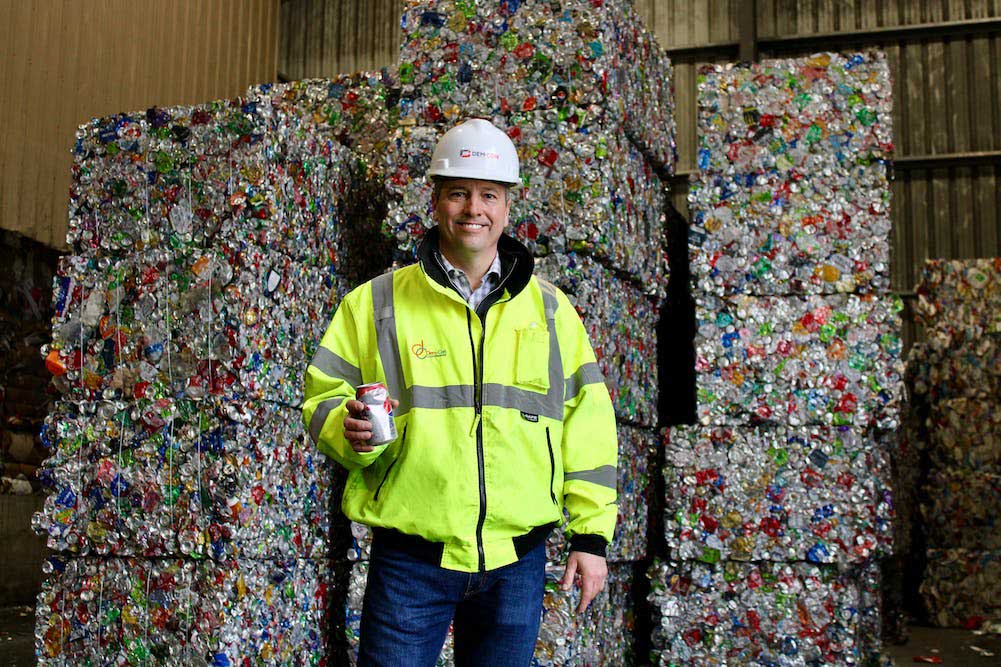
[432, 178, 513, 203]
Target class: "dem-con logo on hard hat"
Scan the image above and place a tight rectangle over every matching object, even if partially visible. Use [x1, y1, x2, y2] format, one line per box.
[459, 148, 500, 159]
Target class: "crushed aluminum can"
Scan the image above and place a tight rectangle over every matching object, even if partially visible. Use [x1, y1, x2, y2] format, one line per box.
[356, 382, 398, 446]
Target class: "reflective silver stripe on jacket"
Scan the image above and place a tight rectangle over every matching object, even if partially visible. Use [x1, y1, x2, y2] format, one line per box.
[564, 362, 604, 402]
[537, 280, 565, 419]
[371, 272, 411, 415]
[565, 465, 617, 489]
[309, 397, 345, 444]
[309, 347, 362, 387]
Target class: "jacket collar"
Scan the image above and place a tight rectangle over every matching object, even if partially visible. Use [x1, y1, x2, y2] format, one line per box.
[416, 226, 535, 302]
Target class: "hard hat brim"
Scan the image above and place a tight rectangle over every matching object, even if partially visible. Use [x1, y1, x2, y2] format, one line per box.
[428, 173, 522, 189]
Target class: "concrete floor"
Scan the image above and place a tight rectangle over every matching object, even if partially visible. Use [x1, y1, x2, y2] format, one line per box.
[886, 625, 1001, 666]
[0, 606, 34, 667]
[2, 605, 999, 666]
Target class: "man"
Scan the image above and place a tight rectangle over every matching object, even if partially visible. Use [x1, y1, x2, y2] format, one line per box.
[302, 118, 618, 666]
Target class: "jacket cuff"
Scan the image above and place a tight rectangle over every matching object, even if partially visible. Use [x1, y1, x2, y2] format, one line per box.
[569, 534, 607, 558]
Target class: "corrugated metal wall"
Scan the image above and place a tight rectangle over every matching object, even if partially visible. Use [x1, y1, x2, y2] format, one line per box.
[279, 0, 402, 78]
[0, 1, 280, 250]
[634, 0, 1001, 294]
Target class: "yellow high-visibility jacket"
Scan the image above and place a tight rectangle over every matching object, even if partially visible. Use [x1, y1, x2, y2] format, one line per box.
[302, 228, 618, 572]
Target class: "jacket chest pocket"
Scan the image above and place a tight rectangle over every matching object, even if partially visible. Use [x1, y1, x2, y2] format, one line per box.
[514, 327, 550, 391]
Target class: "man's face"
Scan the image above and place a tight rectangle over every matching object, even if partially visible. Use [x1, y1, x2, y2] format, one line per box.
[433, 178, 511, 261]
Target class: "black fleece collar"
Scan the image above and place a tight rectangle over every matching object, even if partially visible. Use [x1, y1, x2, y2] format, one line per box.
[416, 227, 535, 308]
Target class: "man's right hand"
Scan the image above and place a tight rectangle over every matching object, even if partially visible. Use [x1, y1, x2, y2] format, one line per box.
[344, 399, 375, 452]
[343, 398, 399, 453]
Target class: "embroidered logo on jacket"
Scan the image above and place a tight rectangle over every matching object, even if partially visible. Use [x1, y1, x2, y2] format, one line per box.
[411, 340, 447, 359]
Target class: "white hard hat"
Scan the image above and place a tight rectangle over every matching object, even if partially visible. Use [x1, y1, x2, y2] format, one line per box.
[427, 118, 520, 187]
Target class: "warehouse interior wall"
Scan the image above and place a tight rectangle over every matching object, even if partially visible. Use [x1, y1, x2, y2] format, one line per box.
[279, 0, 403, 79]
[0, 0, 281, 250]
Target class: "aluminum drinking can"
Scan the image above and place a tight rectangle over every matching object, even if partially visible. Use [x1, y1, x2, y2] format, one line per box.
[356, 382, 397, 445]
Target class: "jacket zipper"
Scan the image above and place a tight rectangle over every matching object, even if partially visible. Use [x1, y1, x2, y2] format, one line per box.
[452, 256, 518, 573]
[374, 425, 407, 501]
[466, 309, 488, 571]
[545, 427, 558, 506]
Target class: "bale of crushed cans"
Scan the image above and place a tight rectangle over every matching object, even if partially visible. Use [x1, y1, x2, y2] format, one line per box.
[34, 555, 339, 666]
[252, 72, 401, 161]
[44, 247, 344, 407]
[908, 258, 1001, 627]
[397, 0, 677, 170]
[914, 259, 1001, 338]
[921, 471, 1001, 552]
[38, 86, 358, 664]
[33, 398, 339, 560]
[68, 98, 359, 270]
[926, 397, 1001, 473]
[907, 336, 1001, 402]
[694, 293, 903, 429]
[920, 549, 1001, 628]
[688, 52, 893, 297]
[345, 560, 636, 666]
[648, 558, 883, 666]
[248, 74, 402, 282]
[663, 425, 893, 565]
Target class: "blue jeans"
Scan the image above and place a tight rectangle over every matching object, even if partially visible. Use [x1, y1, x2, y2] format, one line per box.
[358, 538, 546, 667]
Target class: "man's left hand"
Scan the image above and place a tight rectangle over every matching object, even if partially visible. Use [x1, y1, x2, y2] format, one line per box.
[560, 551, 607, 613]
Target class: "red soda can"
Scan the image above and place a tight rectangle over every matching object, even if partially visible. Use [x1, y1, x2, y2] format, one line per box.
[355, 382, 398, 445]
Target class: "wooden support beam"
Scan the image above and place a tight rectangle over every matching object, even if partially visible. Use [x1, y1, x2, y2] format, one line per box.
[738, 0, 758, 62]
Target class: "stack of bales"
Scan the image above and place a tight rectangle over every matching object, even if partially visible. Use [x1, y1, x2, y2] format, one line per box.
[32, 0, 679, 660]
[33, 95, 355, 664]
[338, 0, 677, 663]
[653, 52, 902, 665]
[910, 259, 1001, 628]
